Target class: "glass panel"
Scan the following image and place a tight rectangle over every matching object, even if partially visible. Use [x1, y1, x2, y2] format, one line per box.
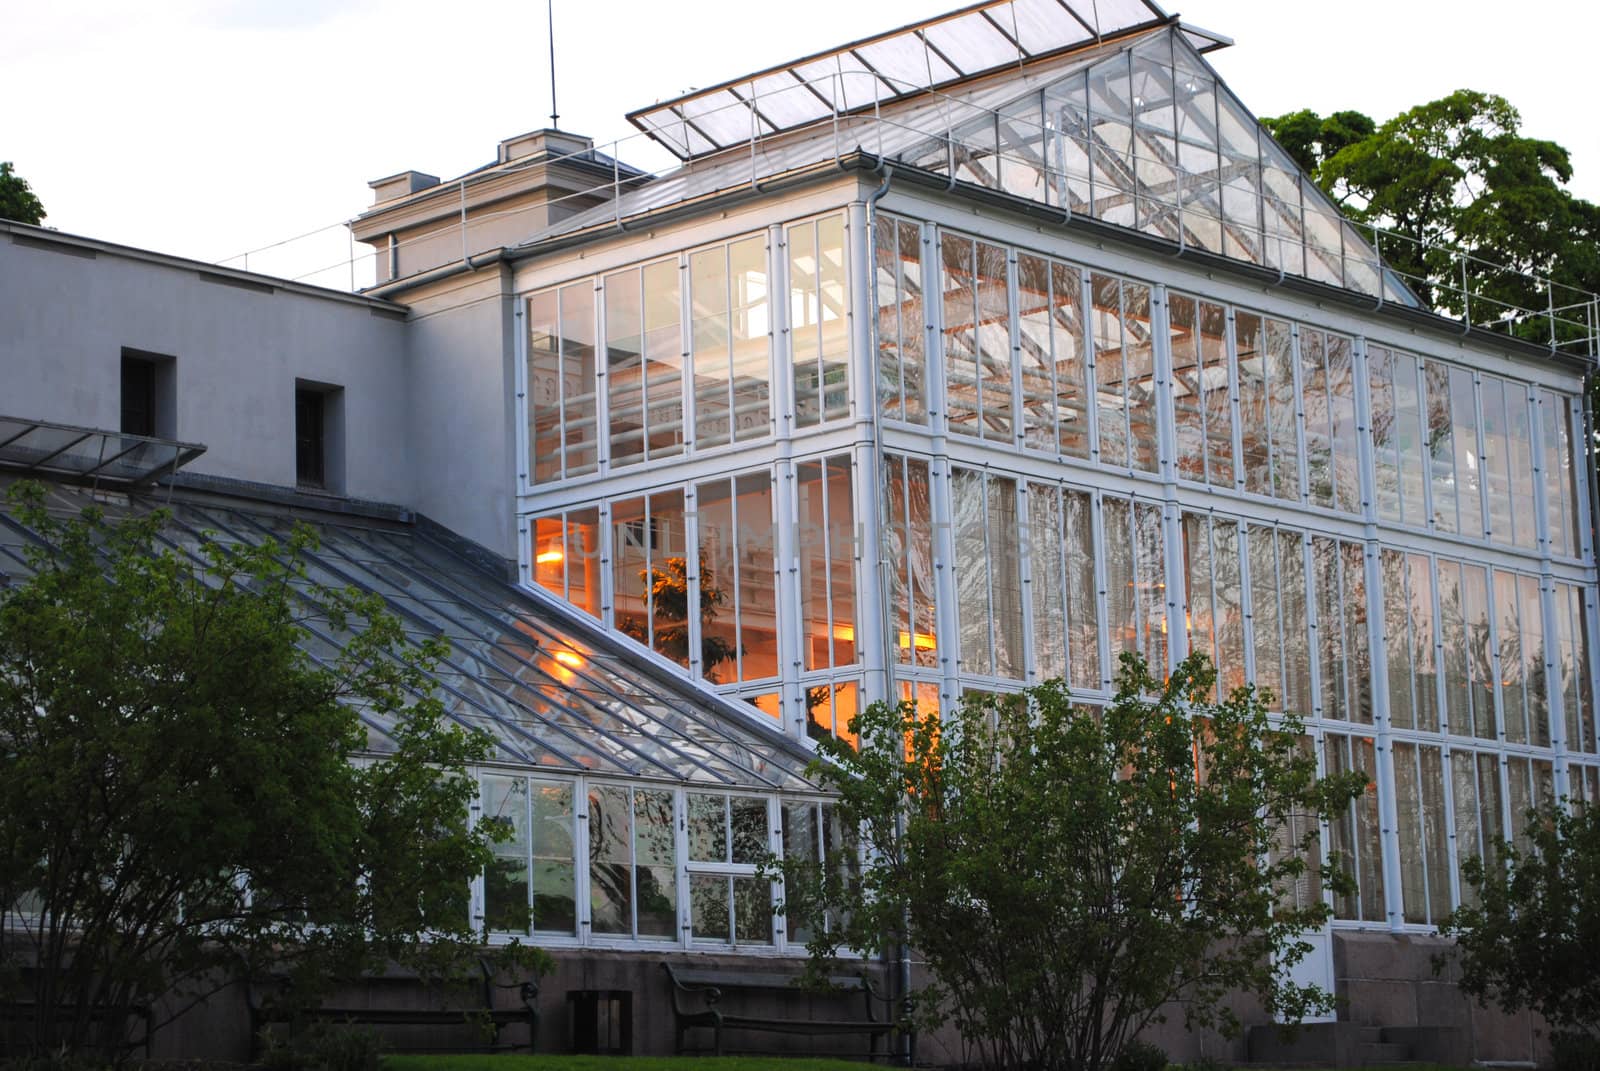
[483, 774, 530, 934]
[1326, 334, 1358, 513]
[688, 793, 727, 862]
[952, 467, 991, 677]
[1091, 274, 1128, 467]
[1265, 318, 1300, 501]
[799, 455, 858, 672]
[1301, 330, 1333, 509]
[531, 782, 576, 934]
[733, 875, 772, 943]
[1381, 550, 1415, 730]
[1066, 489, 1100, 691]
[1369, 346, 1401, 524]
[1325, 734, 1384, 922]
[690, 246, 731, 448]
[730, 796, 768, 864]
[697, 473, 778, 684]
[1439, 559, 1472, 738]
[1542, 391, 1580, 557]
[1393, 351, 1426, 527]
[1249, 527, 1283, 710]
[634, 788, 677, 938]
[1393, 741, 1424, 923]
[1029, 482, 1067, 681]
[1523, 576, 1548, 742]
[1464, 565, 1496, 740]
[588, 784, 631, 935]
[643, 259, 685, 459]
[1053, 261, 1089, 458]
[991, 474, 1024, 679]
[1421, 745, 1451, 921]
[611, 490, 689, 667]
[942, 234, 980, 436]
[1278, 530, 1312, 717]
[1496, 571, 1527, 745]
[1170, 295, 1205, 483]
[606, 268, 646, 468]
[527, 283, 599, 483]
[1451, 366, 1484, 538]
[1135, 500, 1167, 673]
[1124, 283, 1157, 473]
[877, 217, 925, 424]
[1342, 541, 1373, 725]
[690, 874, 731, 942]
[530, 507, 602, 618]
[729, 236, 771, 442]
[1104, 495, 1136, 668]
[788, 215, 848, 428]
[885, 455, 937, 667]
[1481, 378, 1514, 545]
[1426, 361, 1456, 534]
[1312, 537, 1345, 719]
[1019, 254, 1055, 453]
[1410, 553, 1441, 732]
[976, 241, 1013, 443]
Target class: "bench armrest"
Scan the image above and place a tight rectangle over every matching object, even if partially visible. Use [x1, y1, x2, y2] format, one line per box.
[660, 961, 723, 1015]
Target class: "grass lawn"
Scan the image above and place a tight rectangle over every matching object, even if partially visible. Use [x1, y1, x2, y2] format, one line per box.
[384, 1057, 877, 1071]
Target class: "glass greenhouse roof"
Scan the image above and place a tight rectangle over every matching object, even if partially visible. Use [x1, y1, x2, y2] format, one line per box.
[628, 0, 1230, 160]
[0, 478, 824, 793]
[0, 415, 206, 487]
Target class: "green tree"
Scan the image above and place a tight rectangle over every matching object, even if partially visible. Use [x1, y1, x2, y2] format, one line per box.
[1263, 91, 1600, 345]
[0, 482, 539, 1062]
[0, 161, 46, 226]
[772, 652, 1365, 1071]
[1441, 802, 1600, 1061]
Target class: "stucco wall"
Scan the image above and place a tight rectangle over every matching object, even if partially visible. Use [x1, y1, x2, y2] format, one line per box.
[0, 225, 413, 506]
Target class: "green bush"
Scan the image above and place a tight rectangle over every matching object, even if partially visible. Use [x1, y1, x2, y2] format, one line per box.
[1111, 1038, 1168, 1071]
[259, 1022, 383, 1071]
[1552, 1031, 1600, 1071]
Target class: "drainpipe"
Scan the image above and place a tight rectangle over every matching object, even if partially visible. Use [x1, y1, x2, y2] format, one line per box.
[860, 163, 913, 1066]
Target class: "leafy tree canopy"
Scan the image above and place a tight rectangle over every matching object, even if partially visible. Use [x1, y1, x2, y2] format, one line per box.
[1441, 802, 1600, 1048]
[0, 483, 540, 1062]
[0, 161, 46, 226]
[1263, 91, 1600, 339]
[771, 653, 1365, 1071]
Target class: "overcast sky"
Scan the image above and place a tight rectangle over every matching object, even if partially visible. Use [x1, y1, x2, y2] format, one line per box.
[5, 0, 1594, 289]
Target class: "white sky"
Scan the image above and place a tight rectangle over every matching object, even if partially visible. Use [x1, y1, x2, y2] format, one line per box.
[5, 0, 1595, 289]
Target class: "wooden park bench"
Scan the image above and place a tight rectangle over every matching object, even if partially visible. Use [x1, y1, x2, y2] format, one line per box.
[660, 960, 911, 1061]
[247, 958, 538, 1055]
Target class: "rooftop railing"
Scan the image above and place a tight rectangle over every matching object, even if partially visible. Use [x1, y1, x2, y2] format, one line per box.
[220, 58, 1599, 360]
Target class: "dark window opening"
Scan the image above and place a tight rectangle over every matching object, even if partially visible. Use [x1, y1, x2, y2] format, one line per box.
[295, 389, 326, 488]
[120, 349, 175, 439]
[121, 357, 157, 437]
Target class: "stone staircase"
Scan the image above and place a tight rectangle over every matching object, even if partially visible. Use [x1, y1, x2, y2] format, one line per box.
[1246, 1022, 1469, 1066]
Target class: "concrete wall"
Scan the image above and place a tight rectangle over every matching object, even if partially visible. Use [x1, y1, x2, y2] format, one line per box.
[0, 224, 413, 505]
[399, 261, 520, 563]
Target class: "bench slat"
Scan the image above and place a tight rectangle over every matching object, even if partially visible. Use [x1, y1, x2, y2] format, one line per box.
[669, 970, 867, 990]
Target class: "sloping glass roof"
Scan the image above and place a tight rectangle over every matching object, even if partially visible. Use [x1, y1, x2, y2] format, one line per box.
[0, 415, 206, 487]
[0, 478, 823, 793]
[890, 26, 1418, 304]
[627, 0, 1230, 160]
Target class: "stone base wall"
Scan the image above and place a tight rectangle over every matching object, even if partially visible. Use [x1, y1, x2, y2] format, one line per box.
[100, 930, 1548, 1063]
[1335, 930, 1545, 1064]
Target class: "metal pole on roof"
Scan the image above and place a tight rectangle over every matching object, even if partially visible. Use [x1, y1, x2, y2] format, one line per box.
[548, 0, 560, 128]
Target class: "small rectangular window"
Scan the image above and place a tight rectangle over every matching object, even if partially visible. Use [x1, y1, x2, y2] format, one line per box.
[120, 348, 175, 438]
[295, 389, 325, 488]
[294, 381, 344, 492]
